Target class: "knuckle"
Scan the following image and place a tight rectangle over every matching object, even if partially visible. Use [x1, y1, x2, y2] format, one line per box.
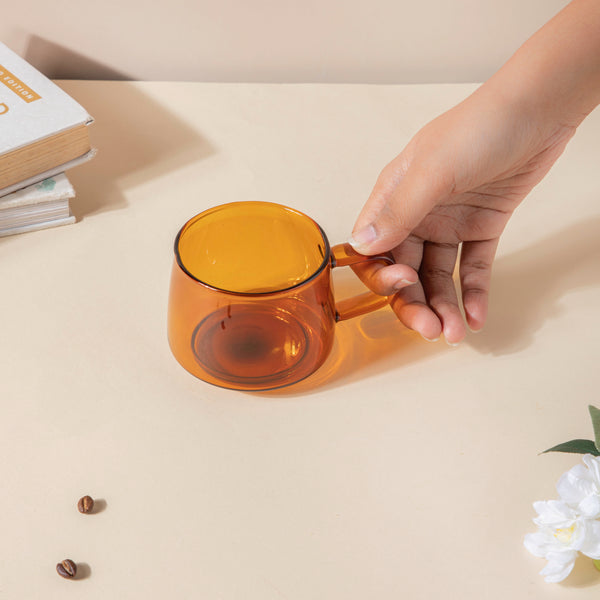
[461, 269, 491, 290]
[421, 265, 454, 280]
[463, 286, 488, 297]
[466, 259, 491, 272]
[431, 299, 460, 313]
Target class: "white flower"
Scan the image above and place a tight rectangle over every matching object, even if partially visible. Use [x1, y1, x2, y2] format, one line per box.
[524, 499, 600, 582]
[557, 454, 600, 518]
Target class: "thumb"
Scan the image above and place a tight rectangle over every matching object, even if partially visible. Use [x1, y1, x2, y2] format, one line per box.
[349, 161, 445, 255]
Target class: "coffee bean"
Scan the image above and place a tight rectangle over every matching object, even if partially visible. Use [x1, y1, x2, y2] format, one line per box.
[56, 559, 77, 579]
[77, 495, 94, 514]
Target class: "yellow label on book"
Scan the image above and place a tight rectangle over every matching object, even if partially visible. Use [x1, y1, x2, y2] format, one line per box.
[0, 64, 41, 103]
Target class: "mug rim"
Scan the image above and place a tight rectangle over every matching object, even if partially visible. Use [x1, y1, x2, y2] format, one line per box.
[174, 201, 332, 297]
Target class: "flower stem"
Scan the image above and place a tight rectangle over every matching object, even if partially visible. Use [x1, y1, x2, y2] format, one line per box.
[593, 559, 600, 573]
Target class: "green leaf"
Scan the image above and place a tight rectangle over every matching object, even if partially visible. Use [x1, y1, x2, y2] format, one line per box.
[541, 439, 600, 456]
[589, 405, 600, 452]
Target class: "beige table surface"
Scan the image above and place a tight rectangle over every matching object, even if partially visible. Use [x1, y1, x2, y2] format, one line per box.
[1, 80, 599, 598]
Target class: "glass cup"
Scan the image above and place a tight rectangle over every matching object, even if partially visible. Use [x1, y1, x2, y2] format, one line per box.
[168, 201, 392, 391]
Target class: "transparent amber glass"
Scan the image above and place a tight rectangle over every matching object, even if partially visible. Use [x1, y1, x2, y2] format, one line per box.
[168, 201, 391, 391]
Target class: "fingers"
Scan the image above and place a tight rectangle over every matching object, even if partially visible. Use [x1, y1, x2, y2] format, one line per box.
[392, 239, 497, 341]
[359, 238, 470, 345]
[387, 236, 446, 342]
[350, 234, 444, 341]
[459, 239, 499, 331]
[349, 157, 449, 256]
[350, 260, 418, 296]
[390, 285, 445, 343]
[419, 242, 465, 345]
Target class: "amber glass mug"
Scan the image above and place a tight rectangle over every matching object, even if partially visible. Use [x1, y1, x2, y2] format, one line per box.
[168, 201, 391, 391]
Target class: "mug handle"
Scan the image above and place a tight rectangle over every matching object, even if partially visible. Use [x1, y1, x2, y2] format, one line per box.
[331, 243, 394, 322]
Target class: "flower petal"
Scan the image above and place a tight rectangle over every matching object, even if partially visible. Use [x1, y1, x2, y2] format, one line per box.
[569, 520, 590, 552]
[578, 494, 600, 519]
[583, 454, 600, 487]
[533, 500, 576, 528]
[524, 531, 552, 557]
[540, 551, 577, 583]
[580, 521, 600, 559]
[557, 467, 595, 506]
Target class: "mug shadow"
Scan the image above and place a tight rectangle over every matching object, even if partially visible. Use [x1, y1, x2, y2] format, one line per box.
[256, 271, 447, 398]
[259, 215, 600, 396]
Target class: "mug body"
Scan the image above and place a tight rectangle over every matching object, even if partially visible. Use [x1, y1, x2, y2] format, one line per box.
[168, 202, 337, 391]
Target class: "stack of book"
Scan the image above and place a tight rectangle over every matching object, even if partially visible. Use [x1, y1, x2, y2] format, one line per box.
[0, 42, 94, 237]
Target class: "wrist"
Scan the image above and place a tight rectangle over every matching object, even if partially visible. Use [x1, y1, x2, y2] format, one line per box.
[483, 0, 600, 128]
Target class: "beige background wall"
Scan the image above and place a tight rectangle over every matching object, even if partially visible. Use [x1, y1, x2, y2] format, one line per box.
[3, 0, 568, 83]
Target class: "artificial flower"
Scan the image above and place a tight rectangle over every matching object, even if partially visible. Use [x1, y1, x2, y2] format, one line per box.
[524, 499, 600, 582]
[557, 454, 600, 518]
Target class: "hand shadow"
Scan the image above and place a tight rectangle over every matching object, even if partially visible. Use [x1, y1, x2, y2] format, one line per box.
[469, 216, 600, 356]
[259, 216, 600, 396]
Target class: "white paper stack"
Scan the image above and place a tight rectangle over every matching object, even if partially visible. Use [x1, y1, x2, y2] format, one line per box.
[0, 173, 76, 237]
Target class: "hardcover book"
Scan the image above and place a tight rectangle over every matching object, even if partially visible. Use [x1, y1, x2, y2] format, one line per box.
[0, 42, 94, 196]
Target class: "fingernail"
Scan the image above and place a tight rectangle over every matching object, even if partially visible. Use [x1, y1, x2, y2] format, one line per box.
[446, 339, 460, 347]
[421, 334, 439, 343]
[348, 224, 377, 249]
[392, 279, 417, 291]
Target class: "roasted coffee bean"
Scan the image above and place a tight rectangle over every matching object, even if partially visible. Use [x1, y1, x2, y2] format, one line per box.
[56, 559, 77, 579]
[77, 495, 94, 514]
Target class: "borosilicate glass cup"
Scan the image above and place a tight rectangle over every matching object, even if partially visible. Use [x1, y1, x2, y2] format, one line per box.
[167, 201, 392, 391]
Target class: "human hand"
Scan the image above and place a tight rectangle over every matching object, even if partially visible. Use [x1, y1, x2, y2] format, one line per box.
[349, 84, 576, 344]
[349, 0, 600, 345]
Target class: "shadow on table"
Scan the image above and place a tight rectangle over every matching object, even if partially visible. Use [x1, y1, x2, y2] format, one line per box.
[65, 81, 214, 220]
[260, 216, 600, 396]
[73, 562, 92, 581]
[90, 498, 107, 514]
[560, 556, 600, 588]
[21, 37, 215, 220]
[257, 272, 449, 397]
[469, 216, 600, 356]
